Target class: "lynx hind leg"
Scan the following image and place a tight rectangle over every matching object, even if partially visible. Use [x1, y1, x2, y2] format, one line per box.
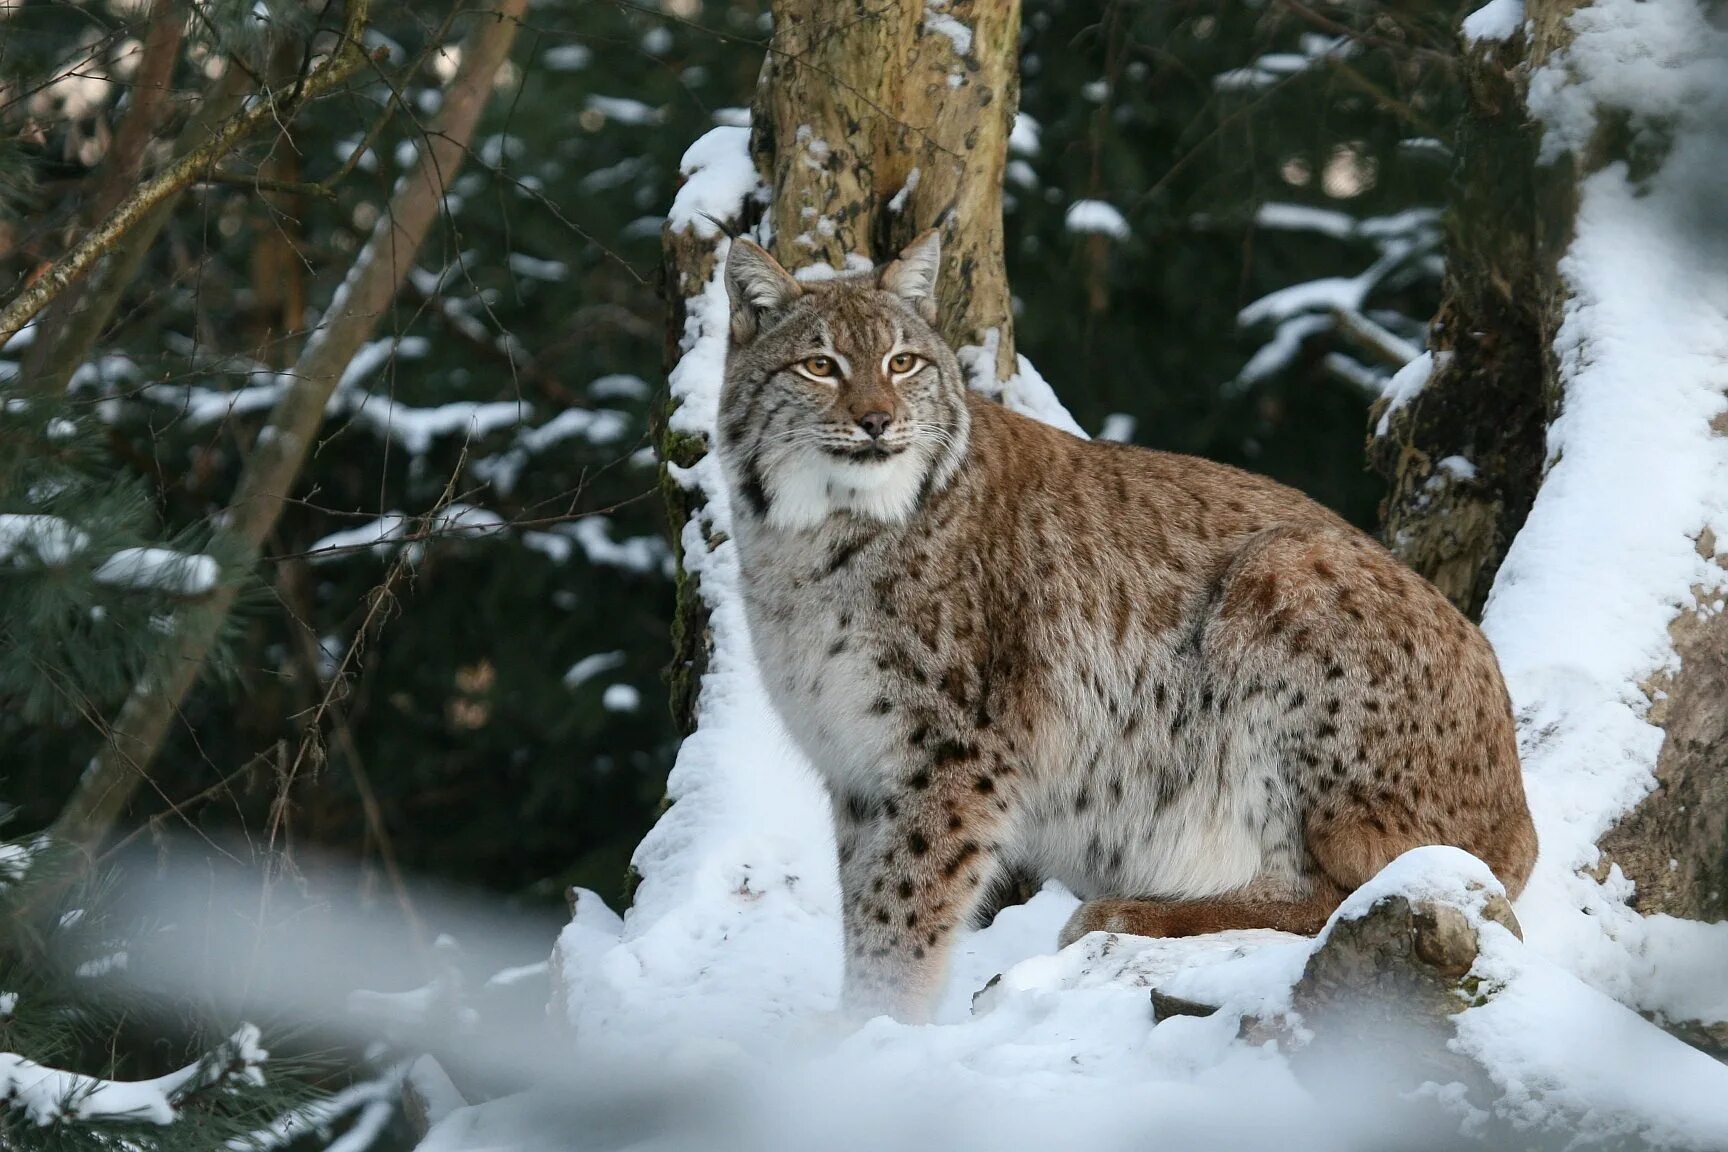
[1057, 890, 1341, 949]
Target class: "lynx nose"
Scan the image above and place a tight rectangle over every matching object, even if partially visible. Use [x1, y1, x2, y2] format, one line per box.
[858, 411, 893, 439]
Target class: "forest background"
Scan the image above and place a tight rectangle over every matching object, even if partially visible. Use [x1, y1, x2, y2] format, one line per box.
[0, 0, 1551, 1145]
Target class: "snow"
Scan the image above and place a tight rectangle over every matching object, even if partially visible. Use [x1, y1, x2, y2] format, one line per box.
[563, 651, 626, 688]
[0, 517, 217, 592]
[1009, 113, 1040, 157]
[1254, 202, 1356, 239]
[1, 319, 37, 351]
[601, 684, 640, 712]
[1373, 349, 1444, 436]
[1096, 413, 1135, 443]
[339, 396, 530, 457]
[517, 407, 629, 451]
[1239, 275, 1368, 327]
[1, 1024, 265, 1127]
[1214, 37, 1353, 92]
[1435, 454, 1478, 482]
[1462, 0, 1525, 44]
[0, 514, 89, 566]
[506, 253, 567, 282]
[923, 1, 973, 56]
[1064, 199, 1130, 240]
[1526, 0, 1725, 163]
[1476, 0, 1728, 1011]
[563, 517, 669, 574]
[308, 514, 410, 563]
[668, 126, 758, 239]
[541, 44, 591, 72]
[1455, 929, 1728, 1149]
[92, 547, 219, 596]
[584, 94, 663, 127]
[887, 166, 920, 213]
[138, 335, 525, 462]
[426, 73, 1728, 1145]
[244, 1066, 405, 1152]
[1233, 314, 1330, 390]
[588, 373, 649, 401]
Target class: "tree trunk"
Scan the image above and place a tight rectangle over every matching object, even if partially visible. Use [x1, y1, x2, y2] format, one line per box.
[656, 0, 1022, 734]
[1379, 0, 1728, 926]
[1367, 20, 1568, 618]
[754, 0, 1020, 382]
[51, 0, 529, 853]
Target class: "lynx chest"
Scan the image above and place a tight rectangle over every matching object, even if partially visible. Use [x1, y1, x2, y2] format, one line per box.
[734, 520, 912, 796]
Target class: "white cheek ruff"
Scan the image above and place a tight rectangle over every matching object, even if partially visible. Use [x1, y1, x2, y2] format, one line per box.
[763, 449, 930, 531]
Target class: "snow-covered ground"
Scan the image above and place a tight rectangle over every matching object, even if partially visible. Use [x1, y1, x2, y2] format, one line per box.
[424, 10, 1728, 1141]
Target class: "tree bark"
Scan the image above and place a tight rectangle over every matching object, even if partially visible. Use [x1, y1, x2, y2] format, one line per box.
[655, 0, 1022, 737]
[754, 0, 1020, 380]
[51, 0, 529, 853]
[1600, 523, 1728, 923]
[1366, 21, 1568, 619]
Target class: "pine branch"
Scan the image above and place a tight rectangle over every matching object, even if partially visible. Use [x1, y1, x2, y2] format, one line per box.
[50, 0, 531, 854]
[0, 1, 377, 350]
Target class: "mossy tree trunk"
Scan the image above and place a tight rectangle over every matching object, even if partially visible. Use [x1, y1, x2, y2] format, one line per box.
[656, 0, 1022, 735]
[1375, 0, 1728, 927]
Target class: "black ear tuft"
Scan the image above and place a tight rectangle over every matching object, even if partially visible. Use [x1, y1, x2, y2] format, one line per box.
[700, 212, 738, 240]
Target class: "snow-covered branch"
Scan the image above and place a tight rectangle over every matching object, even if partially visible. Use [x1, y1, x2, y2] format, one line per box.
[1, 1024, 266, 1128]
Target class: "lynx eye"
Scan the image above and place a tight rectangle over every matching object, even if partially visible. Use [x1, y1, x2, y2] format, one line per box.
[800, 355, 837, 379]
[888, 352, 921, 375]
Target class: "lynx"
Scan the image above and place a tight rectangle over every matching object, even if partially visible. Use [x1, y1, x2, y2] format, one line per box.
[716, 231, 1537, 1023]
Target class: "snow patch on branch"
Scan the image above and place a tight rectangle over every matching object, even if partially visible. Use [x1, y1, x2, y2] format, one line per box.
[1064, 199, 1130, 240]
[2, 1024, 265, 1128]
[93, 547, 219, 596]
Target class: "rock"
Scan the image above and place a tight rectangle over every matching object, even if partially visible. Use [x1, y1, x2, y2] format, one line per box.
[1149, 988, 1221, 1021]
[1285, 892, 1504, 1140]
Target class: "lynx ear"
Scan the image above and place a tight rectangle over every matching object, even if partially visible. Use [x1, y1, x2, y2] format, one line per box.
[879, 230, 941, 323]
[725, 237, 801, 343]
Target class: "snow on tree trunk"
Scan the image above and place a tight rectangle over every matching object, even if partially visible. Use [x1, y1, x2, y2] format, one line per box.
[605, 0, 1091, 1036]
[655, 0, 1032, 737]
[1413, 0, 1728, 1021]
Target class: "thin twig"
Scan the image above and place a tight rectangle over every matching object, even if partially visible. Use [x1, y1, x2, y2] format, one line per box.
[0, 6, 378, 344]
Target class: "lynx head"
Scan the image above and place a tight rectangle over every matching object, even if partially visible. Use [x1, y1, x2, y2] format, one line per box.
[717, 231, 971, 532]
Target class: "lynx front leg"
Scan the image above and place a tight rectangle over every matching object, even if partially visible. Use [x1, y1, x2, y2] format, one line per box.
[833, 741, 1016, 1022]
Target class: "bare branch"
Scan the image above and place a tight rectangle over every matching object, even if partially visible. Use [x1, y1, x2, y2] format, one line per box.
[0, 1, 377, 347]
[1330, 306, 1422, 367]
[51, 0, 530, 853]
